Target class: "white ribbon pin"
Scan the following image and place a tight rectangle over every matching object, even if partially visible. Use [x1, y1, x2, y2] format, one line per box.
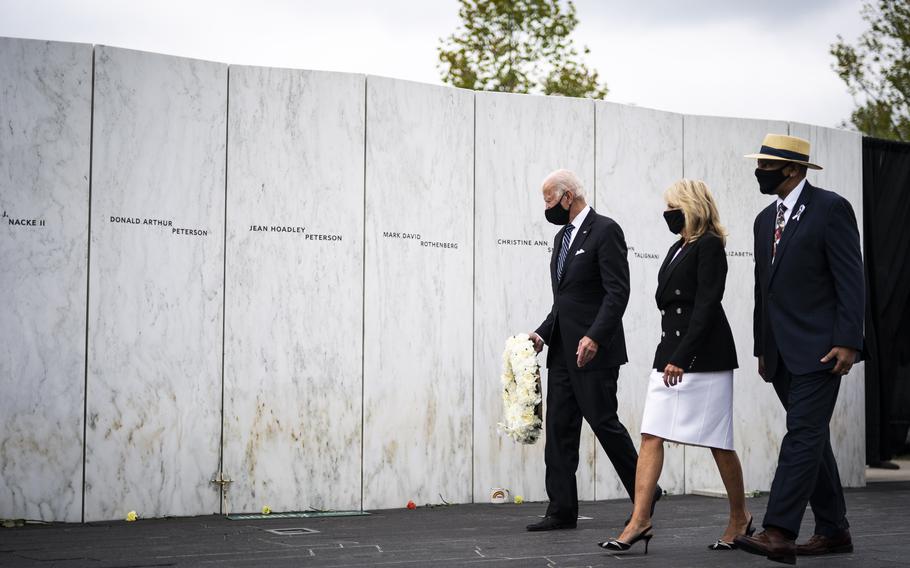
[792, 204, 806, 221]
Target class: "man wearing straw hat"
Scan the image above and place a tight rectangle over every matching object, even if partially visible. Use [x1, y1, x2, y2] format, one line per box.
[735, 134, 864, 564]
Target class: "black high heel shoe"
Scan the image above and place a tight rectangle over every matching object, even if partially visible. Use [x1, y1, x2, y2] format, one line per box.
[708, 516, 755, 550]
[598, 526, 653, 554]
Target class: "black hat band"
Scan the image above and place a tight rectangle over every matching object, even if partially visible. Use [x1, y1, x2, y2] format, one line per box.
[759, 145, 810, 162]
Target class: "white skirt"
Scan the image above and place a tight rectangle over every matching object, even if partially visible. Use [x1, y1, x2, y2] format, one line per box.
[640, 369, 735, 450]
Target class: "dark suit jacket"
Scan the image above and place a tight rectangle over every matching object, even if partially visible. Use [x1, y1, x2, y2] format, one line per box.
[535, 208, 629, 371]
[753, 181, 865, 377]
[652, 232, 738, 372]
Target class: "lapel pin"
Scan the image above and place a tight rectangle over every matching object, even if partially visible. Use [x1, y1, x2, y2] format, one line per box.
[792, 204, 806, 221]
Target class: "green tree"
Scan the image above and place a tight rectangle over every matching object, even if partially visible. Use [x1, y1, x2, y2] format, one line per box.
[438, 0, 608, 99]
[831, 1, 910, 141]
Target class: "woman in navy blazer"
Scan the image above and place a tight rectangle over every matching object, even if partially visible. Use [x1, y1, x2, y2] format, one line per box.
[599, 179, 752, 554]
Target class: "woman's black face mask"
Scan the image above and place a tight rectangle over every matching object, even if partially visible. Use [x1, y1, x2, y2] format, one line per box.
[663, 208, 685, 234]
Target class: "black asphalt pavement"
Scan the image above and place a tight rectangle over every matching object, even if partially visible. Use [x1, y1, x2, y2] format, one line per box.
[2, 481, 908, 567]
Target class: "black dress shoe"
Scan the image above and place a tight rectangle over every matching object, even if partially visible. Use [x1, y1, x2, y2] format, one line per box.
[624, 487, 662, 526]
[526, 516, 577, 531]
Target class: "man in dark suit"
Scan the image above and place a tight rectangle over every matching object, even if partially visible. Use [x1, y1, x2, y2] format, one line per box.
[735, 135, 864, 564]
[526, 169, 656, 531]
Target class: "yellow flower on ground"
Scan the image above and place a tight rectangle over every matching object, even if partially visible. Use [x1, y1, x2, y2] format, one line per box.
[262, 505, 271, 515]
[126, 511, 138, 522]
[513, 495, 524, 504]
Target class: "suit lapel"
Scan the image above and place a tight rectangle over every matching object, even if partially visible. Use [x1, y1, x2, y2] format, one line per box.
[557, 209, 596, 290]
[770, 182, 815, 283]
[655, 239, 687, 300]
[758, 203, 776, 270]
[657, 240, 682, 277]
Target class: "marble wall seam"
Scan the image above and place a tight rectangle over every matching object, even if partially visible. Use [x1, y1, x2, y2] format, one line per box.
[80, 44, 96, 524]
[471, 92, 477, 503]
[361, 75, 368, 511]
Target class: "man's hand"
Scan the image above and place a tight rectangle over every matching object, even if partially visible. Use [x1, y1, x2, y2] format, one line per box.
[821, 346, 858, 375]
[758, 356, 766, 381]
[576, 336, 598, 368]
[529, 332, 544, 353]
[663, 363, 684, 387]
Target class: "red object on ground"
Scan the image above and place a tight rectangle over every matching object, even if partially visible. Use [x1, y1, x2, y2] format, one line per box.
[406, 501, 416, 510]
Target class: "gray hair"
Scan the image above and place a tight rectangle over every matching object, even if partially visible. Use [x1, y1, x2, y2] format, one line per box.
[542, 169, 586, 199]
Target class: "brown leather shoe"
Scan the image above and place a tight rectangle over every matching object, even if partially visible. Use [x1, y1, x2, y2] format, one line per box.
[796, 530, 853, 555]
[734, 527, 796, 565]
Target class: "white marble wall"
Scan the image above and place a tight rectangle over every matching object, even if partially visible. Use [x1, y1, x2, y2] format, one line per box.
[594, 102, 686, 498]
[223, 66, 365, 513]
[681, 115, 790, 494]
[790, 122, 866, 488]
[84, 46, 226, 521]
[473, 91, 598, 504]
[2, 37, 870, 522]
[0, 38, 92, 523]
[362, 77, 474, 509]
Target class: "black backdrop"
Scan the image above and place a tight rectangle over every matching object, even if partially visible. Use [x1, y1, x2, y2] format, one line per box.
[863, 136, 910, 464]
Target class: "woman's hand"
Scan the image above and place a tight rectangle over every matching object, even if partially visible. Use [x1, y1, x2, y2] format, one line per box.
[663, 363, 684, 387]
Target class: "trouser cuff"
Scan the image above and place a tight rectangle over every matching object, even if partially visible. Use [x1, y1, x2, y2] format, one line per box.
[813, 519, 849, 538]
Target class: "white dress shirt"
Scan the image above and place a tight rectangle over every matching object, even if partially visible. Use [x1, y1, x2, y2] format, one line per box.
[566, 204, 591, 249]
[776, 177, 807, 228]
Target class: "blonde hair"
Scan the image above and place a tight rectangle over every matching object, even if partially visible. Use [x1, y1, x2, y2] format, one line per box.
[663, 179, 727, 245]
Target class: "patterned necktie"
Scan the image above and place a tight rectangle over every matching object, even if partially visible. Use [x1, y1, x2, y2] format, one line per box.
[557, 223, 575, 280]
[772, 203, 787, 262]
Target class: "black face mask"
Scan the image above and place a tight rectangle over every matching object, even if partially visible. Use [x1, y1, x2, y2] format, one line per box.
[545, 193, 571, 225]
[755, 166, 788, 195]
[663, 209, 685, 234]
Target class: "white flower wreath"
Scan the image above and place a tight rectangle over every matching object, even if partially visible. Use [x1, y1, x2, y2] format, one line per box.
[498, 333, 543, 444]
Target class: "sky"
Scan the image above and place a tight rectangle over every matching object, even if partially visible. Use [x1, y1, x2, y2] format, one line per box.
[0, 0, 869, 128]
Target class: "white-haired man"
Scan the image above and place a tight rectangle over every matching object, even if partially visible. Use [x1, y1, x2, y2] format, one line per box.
[527, 169, 659, 531]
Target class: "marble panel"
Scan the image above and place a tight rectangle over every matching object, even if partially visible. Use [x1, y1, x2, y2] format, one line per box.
[790, 122, 865, 488]
[84, 46, 226, 521]
[594, 101, 686, 498]
[0, 38, 92, 522]
[682, 114, 789, 494]
[223, 66, 365, 513]
[473, 92, 598, 505]
[362, 77, 474, 509]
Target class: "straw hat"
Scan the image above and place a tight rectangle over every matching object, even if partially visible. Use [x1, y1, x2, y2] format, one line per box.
[744, 133, 823, 170]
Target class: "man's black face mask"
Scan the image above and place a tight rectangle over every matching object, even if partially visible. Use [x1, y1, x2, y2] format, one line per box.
[545, 193, 571, 225]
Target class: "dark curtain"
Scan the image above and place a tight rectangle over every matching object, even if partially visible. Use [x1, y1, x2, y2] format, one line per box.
[863, 136, 910, 464]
